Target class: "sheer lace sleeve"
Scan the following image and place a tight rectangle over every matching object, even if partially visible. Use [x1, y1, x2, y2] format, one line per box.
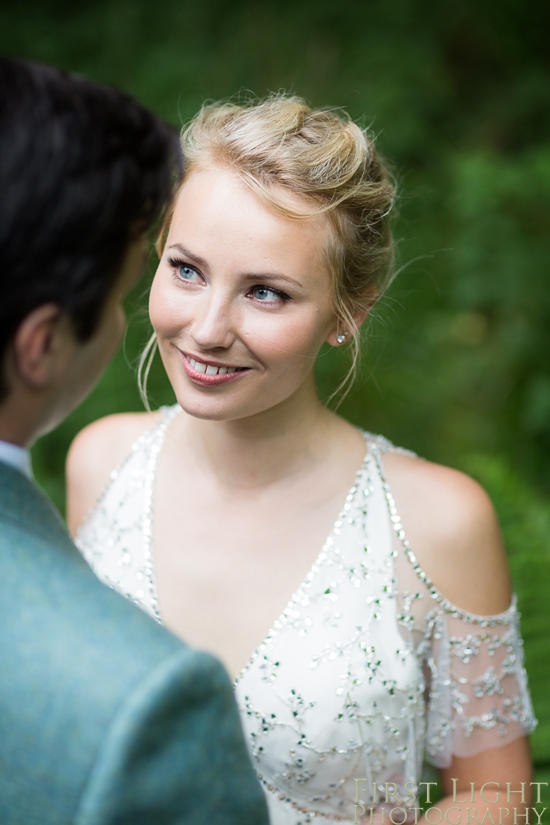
[369, 440, 537, 769]
[420, 597, 536, 767]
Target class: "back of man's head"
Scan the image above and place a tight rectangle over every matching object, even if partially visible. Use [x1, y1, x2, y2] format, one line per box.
[0, 57, 181, 401]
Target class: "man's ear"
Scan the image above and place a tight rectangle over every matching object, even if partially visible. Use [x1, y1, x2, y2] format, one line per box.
[10, 304, 73, 389]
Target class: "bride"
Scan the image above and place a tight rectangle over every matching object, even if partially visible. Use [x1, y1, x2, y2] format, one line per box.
[67, 95, 536, 824]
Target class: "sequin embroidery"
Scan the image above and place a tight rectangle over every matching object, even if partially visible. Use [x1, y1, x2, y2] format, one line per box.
[76, 406, 536, 824]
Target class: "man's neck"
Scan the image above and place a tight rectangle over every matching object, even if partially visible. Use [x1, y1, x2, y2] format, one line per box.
[0, 383, 52, 447]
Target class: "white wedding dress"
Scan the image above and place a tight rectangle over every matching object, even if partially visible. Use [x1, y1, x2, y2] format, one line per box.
[76, 405, 536, 824]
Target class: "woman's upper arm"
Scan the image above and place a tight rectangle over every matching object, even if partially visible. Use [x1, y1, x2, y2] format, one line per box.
[66, 412, 155, 536]
[381, 451, 512, 615]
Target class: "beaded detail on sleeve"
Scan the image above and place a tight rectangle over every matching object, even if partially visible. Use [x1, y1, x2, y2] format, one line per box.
[368, 442, 536, 768]
[75, 408, 537, 824]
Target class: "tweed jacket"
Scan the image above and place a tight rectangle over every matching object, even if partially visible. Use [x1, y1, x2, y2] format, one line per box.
[0, 460, 269, 825]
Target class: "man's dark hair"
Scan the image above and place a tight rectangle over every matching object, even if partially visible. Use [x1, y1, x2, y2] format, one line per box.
[0, 57, 182, 399]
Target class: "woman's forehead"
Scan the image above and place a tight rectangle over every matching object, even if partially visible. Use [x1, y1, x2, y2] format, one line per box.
[167, 165, 332, 279]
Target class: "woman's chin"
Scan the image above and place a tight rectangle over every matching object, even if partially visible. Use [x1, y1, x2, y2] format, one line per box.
[173, 386, 288, 424]
[173, 390, 253, 422]
[177, 403, 231, 422]
[169, 369, 314, 423]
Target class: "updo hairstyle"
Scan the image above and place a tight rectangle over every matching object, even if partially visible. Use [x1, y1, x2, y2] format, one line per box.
[143, 95, 396, 404]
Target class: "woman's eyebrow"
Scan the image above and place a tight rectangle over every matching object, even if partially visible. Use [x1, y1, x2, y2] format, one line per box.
[167, 243, 207, 268]
[168, 243, 303, 289]
[241, 272, 303, 289]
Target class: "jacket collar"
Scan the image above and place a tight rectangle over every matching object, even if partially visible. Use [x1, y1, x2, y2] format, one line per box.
[0, 440, 32, 479]
[0, 460, 71, 547]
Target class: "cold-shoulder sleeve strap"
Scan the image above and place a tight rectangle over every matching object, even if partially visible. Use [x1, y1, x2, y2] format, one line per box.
[366, 438, 537, 771]
[423, 597, 537, 768]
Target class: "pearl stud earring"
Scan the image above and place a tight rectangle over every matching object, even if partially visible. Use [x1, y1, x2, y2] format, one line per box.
[336, 333, 347, 344]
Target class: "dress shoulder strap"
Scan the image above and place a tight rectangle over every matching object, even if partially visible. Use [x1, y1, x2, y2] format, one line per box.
[364, 433, 516, 627]
[76, 404, 180, 538]
[75, 404, 181, 621]
[361, 430, 418, 459]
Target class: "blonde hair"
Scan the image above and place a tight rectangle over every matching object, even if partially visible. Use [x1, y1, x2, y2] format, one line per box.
[140, 94, 395, 406]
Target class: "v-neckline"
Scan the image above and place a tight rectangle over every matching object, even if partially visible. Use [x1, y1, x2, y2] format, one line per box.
[143, 406, 372, 686]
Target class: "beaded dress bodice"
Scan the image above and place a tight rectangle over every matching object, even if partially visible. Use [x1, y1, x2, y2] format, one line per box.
[76, 406, 536, 825]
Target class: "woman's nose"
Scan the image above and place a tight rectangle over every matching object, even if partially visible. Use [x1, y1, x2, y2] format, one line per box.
[190, 293, 236, 350]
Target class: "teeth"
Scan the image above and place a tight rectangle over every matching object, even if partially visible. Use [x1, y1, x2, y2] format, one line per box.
[187, 356, 242, 376]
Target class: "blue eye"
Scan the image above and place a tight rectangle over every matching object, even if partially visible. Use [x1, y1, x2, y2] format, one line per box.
[251, 286, 288, 303]
[167, 256, 203, 284]
[254, 287, 276, 301]
[178, 265, 199, 281]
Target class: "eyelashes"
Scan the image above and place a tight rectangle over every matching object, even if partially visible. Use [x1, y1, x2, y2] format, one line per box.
[166, 256, 292, 305]
[167, 256, 203, 284]
[249, 285, 291, 304]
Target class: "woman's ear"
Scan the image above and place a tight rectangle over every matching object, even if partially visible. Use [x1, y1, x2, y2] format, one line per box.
[10, 304, 74, 389]
[326, 287, 378, 346]
[326, 306, 372, 347]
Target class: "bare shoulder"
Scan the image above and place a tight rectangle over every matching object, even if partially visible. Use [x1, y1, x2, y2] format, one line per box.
[381, 450, 512, 615]
[66, 411, 161, 536]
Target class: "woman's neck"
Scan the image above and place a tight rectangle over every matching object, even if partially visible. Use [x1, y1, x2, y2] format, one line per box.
[175, 379, 347, 491]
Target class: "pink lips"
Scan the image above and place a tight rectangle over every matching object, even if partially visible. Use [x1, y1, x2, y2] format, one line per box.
[180, 352, 250, 387]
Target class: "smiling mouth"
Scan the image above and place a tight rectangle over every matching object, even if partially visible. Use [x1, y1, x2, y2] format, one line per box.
[187, 356, 246, 376]
[181, 352, 250, 385]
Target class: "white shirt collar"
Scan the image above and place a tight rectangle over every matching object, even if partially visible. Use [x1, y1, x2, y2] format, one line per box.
[0, 439, 33, 479]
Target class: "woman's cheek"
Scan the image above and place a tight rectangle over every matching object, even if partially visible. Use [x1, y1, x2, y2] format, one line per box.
[149, 280, 183, 339]
[268, 319, 327, 363]
[243, 308, 324, 359]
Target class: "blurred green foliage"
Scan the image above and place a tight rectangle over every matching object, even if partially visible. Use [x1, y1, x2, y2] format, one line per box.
[2, 0, 550, 793]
